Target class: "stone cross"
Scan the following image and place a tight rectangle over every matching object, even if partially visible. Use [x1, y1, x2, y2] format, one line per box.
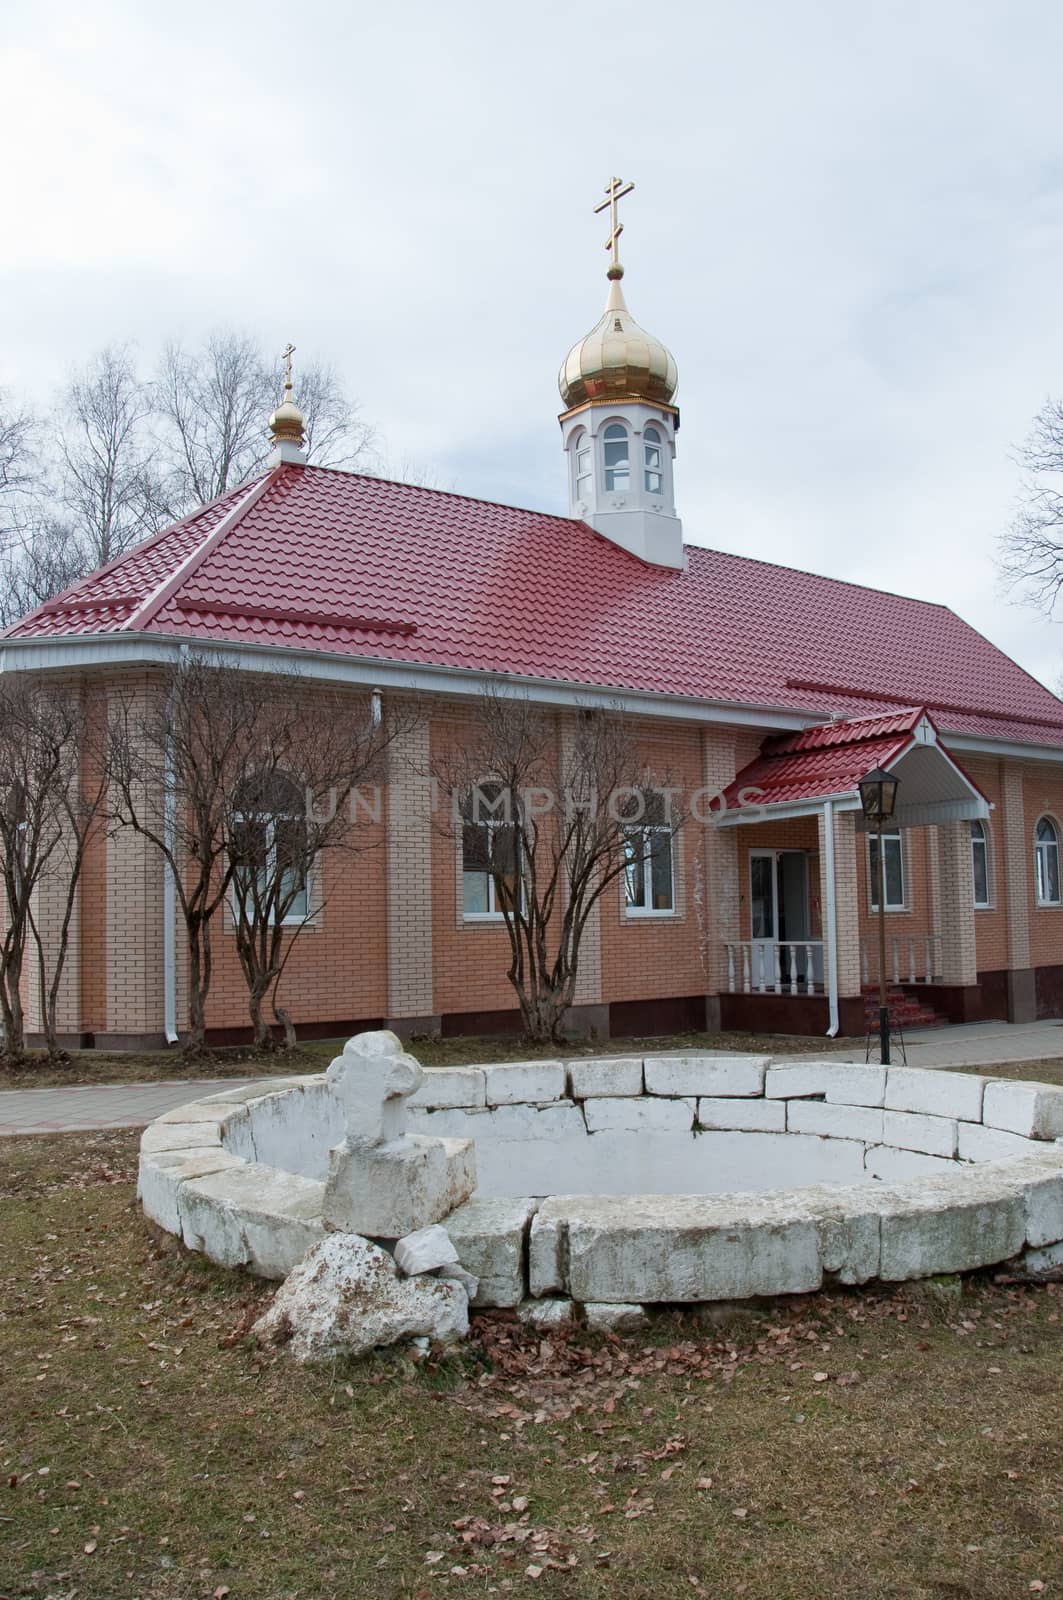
[325, 1030, 424, 1147]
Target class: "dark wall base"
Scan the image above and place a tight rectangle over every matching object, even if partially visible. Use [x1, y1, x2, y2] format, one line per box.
[609, 994, 708, 1039]
[385, 1014, 442, 1042]
[719, 992, 865, 1038]
[1035, 964, 1063, 1021]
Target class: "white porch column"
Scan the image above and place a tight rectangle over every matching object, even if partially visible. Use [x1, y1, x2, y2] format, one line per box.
[1001, 761, 1035, 1021]
[702, 730, 740, 1009]
[385, 718, 437, 1034]
[936, 819, 978, 986]
[818, 806, 862, 1012]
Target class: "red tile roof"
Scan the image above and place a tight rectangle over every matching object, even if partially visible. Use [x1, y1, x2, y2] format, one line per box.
[5, 463, 1063, 749]
[720, 708, 928, 809]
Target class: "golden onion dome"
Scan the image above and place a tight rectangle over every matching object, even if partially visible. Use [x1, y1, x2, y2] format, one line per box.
[558, 266, 678, 411]
[268, 398, 306, 444]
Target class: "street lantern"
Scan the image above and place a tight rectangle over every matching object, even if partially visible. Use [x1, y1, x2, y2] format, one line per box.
[857, 766, 901, 1064]
[858, 767, 900, 825]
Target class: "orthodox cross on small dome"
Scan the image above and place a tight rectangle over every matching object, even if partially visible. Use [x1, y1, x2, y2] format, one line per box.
[594, 177, 634, 277]
[281, 341, 296, 402]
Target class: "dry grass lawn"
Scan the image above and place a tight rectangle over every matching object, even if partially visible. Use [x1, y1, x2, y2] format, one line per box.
[3, 1131, 1063, 1598]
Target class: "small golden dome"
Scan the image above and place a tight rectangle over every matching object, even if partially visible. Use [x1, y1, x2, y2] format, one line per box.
[558, 268, 678, 411]
[268, 398, 306, 445]
[269, 341, 306, 448]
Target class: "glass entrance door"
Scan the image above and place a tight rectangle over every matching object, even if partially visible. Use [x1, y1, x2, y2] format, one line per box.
[749, 850, 777, 990]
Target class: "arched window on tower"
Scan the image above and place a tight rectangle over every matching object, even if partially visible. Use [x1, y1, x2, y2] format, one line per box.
[643, 425, 663, 494]
[572, 429, 592, 502]
[603, 423, 630, 491]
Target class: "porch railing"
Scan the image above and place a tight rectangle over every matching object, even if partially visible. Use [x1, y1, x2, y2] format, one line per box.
[726, 940, 825, 996]
[860, 933, 942, 986]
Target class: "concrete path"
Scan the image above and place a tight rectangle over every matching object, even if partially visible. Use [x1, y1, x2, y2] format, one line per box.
[3, 1021, 1063, 1137]
[0, 1077, 288, 1138]
[828, 1018, 1063, 1070]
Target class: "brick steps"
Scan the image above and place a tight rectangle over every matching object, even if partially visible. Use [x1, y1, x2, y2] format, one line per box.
[861, 986, 948, 1030]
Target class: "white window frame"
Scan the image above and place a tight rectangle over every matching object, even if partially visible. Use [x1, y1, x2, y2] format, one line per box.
[231, 810, 313, 928]
[602, 422, 631, 493]
[573, 430, 592, 502]
[643, 425, 664, 495]
[461, 785, 522, 923]
[1035, 816, 1062, 907]
[971, 819, 991, 909]
[623, 822, 676, 918]
[868, 829, 905, 912]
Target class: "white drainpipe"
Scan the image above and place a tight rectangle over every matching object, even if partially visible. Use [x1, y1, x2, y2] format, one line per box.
[162, 661, 182, 1046]
[823, 798, 840, 1037]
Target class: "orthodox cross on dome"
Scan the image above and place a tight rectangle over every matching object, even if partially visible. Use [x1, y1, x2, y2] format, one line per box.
[281, 341, 296, 402]
[594, 176, 634, 278]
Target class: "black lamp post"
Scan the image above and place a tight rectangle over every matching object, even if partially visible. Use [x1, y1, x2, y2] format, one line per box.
[857, 767, 901, 1064]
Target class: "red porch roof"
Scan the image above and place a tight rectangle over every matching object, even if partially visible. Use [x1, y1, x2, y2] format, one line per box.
[4, 462, 1063, 750]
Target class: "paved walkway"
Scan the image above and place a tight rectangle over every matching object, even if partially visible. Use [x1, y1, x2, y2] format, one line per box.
[3, 1021, 1063, 1137]
[0, 1077, 289, 1137]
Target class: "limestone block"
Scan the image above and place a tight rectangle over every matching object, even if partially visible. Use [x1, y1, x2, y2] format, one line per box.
[982, 1080, 1063, 1141]
[325, 1030, 423, 1145]
[179, 1163, 327, 1279]
[882, 1110, 957, 1159]
[409, 1101, 585, 1143]
[885, 1067, 984, 1123]
[528, 1199, 568, 1297]
[394, 1224, 459, 1276]
[794, 1184, 896, 1284]
[956, 1122, 1032, 1164]
[199, 1076, 322, 1104]
[241, 1080, 344, 1180]
[821, 1065, 887, 1108]
[568, 1057, 643, 1099]
[864, 1145, 956, 1182]
[583, 1096, 695, 1134]
[765, 1063, 846, 1100]
[696, 1098, 786, 1132]
[137, 1147, 244, 1235]
[877, 1171, 1026, 1280]
[444, 1195, 539, 1307]
[583, 1302, 647, 1333]
[786, 1101, 884, 1144]
[252, 1233, 469, 1362]
[141, 1120, 224, 1155]
[323, 1134, 475, 1238]
[482, 1061, 566, 1105]
[518, 1297, 574, 1328]
[1019, 1240, 1063, 1277]
[158, 1100, 243, 1125]
[556, 1194, 823, 1303]
[1006, 1151, 1063, 1246]
[644, 1055, 768, 1098]
[407, 1067, 486, 1110]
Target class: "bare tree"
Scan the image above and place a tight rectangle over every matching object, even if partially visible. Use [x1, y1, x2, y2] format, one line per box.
[0, 516, 87, 630]
[154, 333, 378, 513]
[54, 344, 167, 570]
[433, 689, 684, 1043]
[110, 654, 397, 1057]
[0, 389, 38, 502]
[228, 692, 395, 1049]
[0, 677, 108, 1066]
[1001, 397, 1063, 611]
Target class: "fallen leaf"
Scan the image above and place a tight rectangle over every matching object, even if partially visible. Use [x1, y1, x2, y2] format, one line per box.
[526, 1564, 544, 1578]
[84, 1539, 98, 1554]
[812, 1372, 829, 1383]
[696, 1478, 713, 1491]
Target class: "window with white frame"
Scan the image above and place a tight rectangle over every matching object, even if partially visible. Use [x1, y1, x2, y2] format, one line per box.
[971, 820, 990, 908]
[643, 424, 663, 494]
[623, 790, 675, 915]
[603, 423, 630, 491]
[868, 829, 905, 911]
[1035, 816, 1061, 906]
[573, 429, 592, 501]
[231, 774, 311, 925]
[462, 782, 520, 918]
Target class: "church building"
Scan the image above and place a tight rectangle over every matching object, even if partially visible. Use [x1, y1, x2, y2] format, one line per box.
[4, 182, 1063, 1049]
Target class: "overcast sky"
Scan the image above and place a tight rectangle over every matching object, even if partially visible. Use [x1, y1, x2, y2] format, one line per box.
[5, 0, 1063, 693]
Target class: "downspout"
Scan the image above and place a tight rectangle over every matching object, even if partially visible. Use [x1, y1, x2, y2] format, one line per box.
[162, 660, 183, 1046]
[823, 798, 840, 1037]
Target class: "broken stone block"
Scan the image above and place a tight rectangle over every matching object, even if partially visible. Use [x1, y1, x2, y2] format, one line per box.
[435, 1262, 480, 1300]
[583, 1301, 647, 1333]
[444, 1196, 539, 1307]
[323, 1134, 475, 1238]
[394, 1223, 459, 1277]
[518, 1296, 573, 1329]
[252, 1233, 469, 1363]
